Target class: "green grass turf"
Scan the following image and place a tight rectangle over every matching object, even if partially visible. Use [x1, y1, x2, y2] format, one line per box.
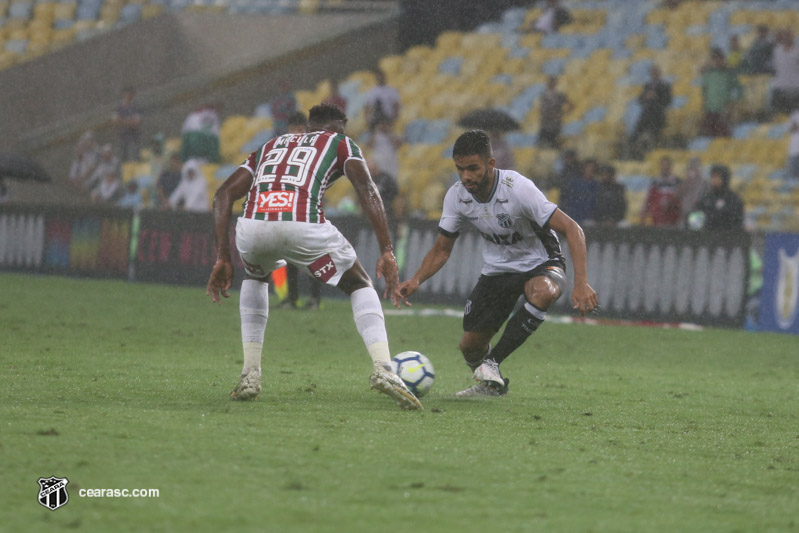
[1, 272, 798, 532]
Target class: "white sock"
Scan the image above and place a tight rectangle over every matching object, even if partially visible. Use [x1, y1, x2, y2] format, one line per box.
[350, 287, 391, 366]
[240, 279, 269, 375]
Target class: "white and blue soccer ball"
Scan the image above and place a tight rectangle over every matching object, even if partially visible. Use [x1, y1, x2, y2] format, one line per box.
[391, 351, 435, 398]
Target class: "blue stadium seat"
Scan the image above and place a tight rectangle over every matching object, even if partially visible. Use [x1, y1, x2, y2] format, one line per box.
[688, 137, 712, 151]
[53, 19, 74, 30]
[543, 58, 567, 76]
[562, 120, 585, 137]
[8, 1, 33, 19]
[4, 39, 28, 53]
[242, 129, 274, 154]
[76, 3, 100, 20]
[491, 74, 514, 86]
[732, 122, 758, 139]
[506, 132, 538, 147]
[438, 57, 462, 75]
[215, 165, 238, 181]
[584, 106, 607, 124]
[118, 4, 141, 23]
[253, 103, 272, 118]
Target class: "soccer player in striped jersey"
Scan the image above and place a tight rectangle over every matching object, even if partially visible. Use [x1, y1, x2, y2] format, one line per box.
[206, 104, 421, 410]
[399, 130, 598, 397]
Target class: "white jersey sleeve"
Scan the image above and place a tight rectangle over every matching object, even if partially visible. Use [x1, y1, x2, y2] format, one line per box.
[438, 184, 465, 237]
[517, 175, 558, 227]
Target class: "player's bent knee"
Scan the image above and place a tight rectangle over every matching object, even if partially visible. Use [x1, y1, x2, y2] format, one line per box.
[336, 263, 373, 295]
[527, 277, 561, 309]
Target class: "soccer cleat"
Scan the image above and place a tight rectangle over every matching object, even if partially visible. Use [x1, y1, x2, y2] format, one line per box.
[455, 378, 510, 397]
[230, 368, 261, 400]
[473, 358, 504, 387]
[369, 363, 424, 411]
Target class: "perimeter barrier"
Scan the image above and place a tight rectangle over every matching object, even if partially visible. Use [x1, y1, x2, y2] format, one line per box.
[0, 205, 775, 329]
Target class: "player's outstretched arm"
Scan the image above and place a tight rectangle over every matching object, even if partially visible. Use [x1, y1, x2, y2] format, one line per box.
[207, 167, 252, 305]
[398, 233, 456, 301]
[548, 208, 598, 316]
[344, 159, 403, 306]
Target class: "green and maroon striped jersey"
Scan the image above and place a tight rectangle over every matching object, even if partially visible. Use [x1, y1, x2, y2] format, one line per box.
[239, 130, 364, 223]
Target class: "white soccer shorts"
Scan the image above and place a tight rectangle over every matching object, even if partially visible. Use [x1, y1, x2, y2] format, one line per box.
[235, 218, 358, 286]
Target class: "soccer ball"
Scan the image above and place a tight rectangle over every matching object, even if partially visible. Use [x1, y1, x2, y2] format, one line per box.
[391, 351, 435, 398]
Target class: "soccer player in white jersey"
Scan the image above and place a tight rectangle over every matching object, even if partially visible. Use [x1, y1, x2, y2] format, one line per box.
[206, 104, 421, 410]
[399, 130, 598, 396]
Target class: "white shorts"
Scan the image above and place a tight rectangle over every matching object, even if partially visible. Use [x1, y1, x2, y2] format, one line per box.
[235, 218, 358, 286]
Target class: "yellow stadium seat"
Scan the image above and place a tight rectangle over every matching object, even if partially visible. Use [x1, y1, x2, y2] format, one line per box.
[52, 2, 75, 19]
[33, 2, 55, 20]
[141, 4, 163, 18]
[28, 19, 51, 33]
[298, 0, 319, 14]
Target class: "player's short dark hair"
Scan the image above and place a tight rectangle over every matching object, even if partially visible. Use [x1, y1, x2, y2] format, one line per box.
[287, 111, 307, 127]
[452, 130, 492, 159]
[308, 103, 347, 125]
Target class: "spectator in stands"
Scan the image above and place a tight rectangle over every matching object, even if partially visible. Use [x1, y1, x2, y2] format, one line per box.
[770, 28, 799, 115]
[741, 25, 774, 75]
[156, 153, 183, 208]
[630, 65, 672, 159]
[531, 0, 572, 35]
[323, 79, 347, 112]
[68, 131, 100, 187]
[117, 180, 143, 210]
[180, 104, 221, 163]
[149, 133, 168, 183]
[0, 178, 7, 203]
[364, 69, 400, 131]
[695, 164, 744, 231]
[270, 79, 297, 136]
[168, 159, 209, 212]
[111, 86, 143, 162]
[640, 156, 681, 227]
[367, 158, 398, 226]
[549, 148, 581, 192]
[364, 116, 401, 181]
[787, 105, 799, 178]
[595, 164, 627, 227]
[86, 144, 120, 191]
[286, 110, 308, 133]
[488, 130, 516, 170]
[91, 169, 122, 204]
[727, 35, 744, 71]
[700, 47, 742, 137]
[559, 158, 598, 225]
[538, 75, 573, 149]
[677, 157, 709, 227]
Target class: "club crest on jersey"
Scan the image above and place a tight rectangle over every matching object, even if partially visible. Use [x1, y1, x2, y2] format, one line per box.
[308, 254, 337, 282]
[256, 191, 295, 213]
[496, 213, 512, 228]
[38, 476, 69, 511]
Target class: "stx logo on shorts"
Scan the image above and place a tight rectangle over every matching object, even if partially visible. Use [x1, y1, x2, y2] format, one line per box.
[256, 191, 296, 213]
[308, 254, 337, 282]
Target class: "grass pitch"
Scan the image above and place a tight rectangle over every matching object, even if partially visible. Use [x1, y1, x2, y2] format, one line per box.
[1, 273, 798, 532]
